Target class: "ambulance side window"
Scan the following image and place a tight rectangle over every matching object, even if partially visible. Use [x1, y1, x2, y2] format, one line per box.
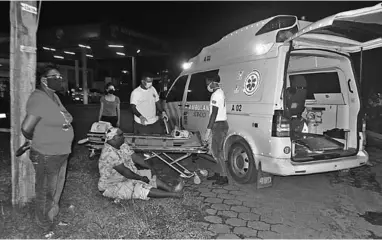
[166, 75, 188, 102]
[187, 70, 219, 102]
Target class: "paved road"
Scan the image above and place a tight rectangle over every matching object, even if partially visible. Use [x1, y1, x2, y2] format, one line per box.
[168, 146, 382, 239]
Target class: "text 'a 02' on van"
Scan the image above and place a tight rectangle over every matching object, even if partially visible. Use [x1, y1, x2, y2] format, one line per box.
[164, 3, 382, 184]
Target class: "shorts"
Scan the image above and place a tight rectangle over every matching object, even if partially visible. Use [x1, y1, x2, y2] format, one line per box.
[102, 170, 157, 200]
[134, 120, 164, 135]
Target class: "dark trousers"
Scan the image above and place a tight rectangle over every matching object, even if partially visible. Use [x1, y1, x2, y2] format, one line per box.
[134, 120, 164, 135]
[30, 148, 69, 231]
[101, 115, 118, 127]
[211, 121, 229, 176]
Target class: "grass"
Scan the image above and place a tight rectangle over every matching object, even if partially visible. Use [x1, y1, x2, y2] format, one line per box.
[0, 103, 213, 239]
[0, 142, 213, 239]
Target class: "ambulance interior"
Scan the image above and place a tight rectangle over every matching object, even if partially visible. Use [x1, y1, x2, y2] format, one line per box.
[284, 51, 359, 162]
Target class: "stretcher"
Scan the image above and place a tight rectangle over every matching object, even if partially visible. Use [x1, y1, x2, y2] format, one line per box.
[81, 121, 209, 180]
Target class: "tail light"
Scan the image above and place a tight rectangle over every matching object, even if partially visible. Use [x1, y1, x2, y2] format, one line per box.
[362, 115, 367, 147]
[272, 110, 290, 137]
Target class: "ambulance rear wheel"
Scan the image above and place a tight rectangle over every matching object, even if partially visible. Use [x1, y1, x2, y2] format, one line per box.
[227, 140, 257, 184]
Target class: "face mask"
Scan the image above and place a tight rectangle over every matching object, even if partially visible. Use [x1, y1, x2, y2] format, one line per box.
[207, 83, 214, 93]
[44, 77, 63, 92]
[107, 89, 115, 94]
[145, 82, 153, 89]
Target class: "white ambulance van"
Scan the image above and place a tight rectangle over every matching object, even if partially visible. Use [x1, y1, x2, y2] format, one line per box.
[164, 3, 382, 184]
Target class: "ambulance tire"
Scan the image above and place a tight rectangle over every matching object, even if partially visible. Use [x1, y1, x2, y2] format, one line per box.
[227, 140, 258, 184]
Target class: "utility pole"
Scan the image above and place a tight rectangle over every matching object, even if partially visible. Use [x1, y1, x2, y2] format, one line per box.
[10, 1, 38, 206]
[81, 49, 88, 104]
[131, 56, 136, 89]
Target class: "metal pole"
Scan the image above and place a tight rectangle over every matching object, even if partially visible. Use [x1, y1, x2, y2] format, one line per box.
[81, 49, 88, 104]
[132, 56, 136, 89]
[75, 59, 79, 89]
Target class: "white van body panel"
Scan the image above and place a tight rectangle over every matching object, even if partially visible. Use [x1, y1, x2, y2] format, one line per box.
[165, 5, 381, 179]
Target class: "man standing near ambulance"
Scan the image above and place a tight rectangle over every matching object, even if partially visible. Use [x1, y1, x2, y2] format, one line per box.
[204, 75, 229, 186]
[130, 73, 168, 135]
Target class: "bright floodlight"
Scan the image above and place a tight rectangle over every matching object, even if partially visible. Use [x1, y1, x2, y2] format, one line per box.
[182, 62, 192, 70]
[108, 45, 124, 48]
[78, 44, 91, 49]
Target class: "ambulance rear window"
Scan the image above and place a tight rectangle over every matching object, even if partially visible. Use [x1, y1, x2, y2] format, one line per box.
[290, 72, 341, 100]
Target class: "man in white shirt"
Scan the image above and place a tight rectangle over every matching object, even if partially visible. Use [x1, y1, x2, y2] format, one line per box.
[204, 75, 229, 186]
[130, 73, 168, 135]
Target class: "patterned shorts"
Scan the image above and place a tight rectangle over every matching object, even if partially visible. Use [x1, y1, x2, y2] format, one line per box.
[102, 170, 157, 200]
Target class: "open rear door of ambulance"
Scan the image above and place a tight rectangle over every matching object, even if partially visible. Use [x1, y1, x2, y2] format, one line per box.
[285, 3, 382, 161]
[286, 3, 382, 53]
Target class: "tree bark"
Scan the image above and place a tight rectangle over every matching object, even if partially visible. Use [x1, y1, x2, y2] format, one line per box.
[10, 1, 38, 206]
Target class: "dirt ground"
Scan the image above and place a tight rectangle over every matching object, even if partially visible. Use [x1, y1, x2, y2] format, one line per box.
[2, 105, 382, 239]
[0, 137, 213, 239]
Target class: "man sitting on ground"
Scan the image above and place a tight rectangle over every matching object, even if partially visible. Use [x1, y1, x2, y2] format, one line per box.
[98, 127, 184, 200]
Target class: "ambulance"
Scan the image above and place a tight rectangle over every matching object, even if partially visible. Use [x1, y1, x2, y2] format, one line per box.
[164, 3, 382, 184]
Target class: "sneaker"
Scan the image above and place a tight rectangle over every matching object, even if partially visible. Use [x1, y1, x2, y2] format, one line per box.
[213, 176, 229, 186]
[143, 153, 153, 159]
[174, 179, 185, 192]
[207, 173, 220, 181]
[47, 204, 59, 222]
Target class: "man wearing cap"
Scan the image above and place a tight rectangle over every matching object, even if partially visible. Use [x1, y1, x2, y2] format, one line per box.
[130, 73, 168, 135]
[98, 127, 184, 200]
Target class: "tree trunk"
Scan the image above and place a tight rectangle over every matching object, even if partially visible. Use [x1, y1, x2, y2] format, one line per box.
[10, 1, 38, 207]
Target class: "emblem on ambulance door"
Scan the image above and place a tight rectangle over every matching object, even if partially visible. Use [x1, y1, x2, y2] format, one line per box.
[237, 71, 244, 81]
[243, 70, 260, 96]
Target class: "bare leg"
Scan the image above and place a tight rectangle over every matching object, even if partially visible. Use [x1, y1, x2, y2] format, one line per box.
[155, 178, 173, 192]
[148, 188, 182, 198]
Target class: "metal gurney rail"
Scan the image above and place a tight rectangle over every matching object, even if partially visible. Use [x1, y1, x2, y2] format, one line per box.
[84, 131, 209, 179]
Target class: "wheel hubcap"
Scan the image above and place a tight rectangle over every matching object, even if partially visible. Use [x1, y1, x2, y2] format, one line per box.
[232, 147, 249, 177]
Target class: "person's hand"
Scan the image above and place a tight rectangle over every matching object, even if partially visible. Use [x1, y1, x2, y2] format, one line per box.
[141, 176, 150, 183]
[139, 116, 147, 125]
[161, 111, 168, 121]
[116, 121, 120, 128]
[204, 129, 212, 143]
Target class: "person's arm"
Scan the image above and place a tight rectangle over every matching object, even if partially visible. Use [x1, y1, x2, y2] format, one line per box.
[22, 93, 42, 140]
[131, 153, 152, 169]
[116, 97, 121, 127]
[113, 164, 149, 183]
[207, 106, 218, 129]
[98, 98, 104, 121]
[130, 90, 147, 123]
[154, 88, 167, 119]
[21, 114, 41, 140]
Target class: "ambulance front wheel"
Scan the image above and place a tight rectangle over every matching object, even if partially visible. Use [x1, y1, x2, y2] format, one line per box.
[227, 140, 258, 184]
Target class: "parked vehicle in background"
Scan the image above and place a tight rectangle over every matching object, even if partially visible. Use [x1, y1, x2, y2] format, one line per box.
[71, 88, 103, 103]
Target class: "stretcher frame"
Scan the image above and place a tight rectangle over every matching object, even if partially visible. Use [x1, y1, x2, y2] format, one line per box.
[85, 132, 208, 179]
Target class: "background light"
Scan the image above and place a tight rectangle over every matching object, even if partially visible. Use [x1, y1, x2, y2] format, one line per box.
[64, 51, 75, 55]
[116, 52, 125, 56]
[53, 55, 64, 59]
[86, 54, 93, 58]
[108, 44, 124, 48]
[182, 62, 193, 70]
[78, 44, 91, 49]
[137, 49, 141, 53]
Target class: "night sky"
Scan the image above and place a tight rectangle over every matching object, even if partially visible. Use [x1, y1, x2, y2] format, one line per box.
[0, 1, 377, 58]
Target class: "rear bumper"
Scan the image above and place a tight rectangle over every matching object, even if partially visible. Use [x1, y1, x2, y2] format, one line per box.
[259, 150, 369, 176]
